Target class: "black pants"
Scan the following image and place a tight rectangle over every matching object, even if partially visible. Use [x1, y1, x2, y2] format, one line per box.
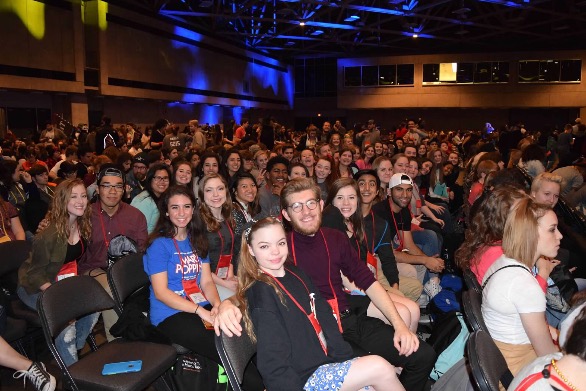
[158, 311, 264, 390]
[342, 312, 436, 391]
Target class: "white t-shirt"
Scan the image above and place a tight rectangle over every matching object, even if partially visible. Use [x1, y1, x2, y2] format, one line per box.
[507, 352, 563, 391]
[482, 254, 545, 345]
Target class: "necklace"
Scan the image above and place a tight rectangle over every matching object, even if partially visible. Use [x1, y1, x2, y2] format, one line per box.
[551, 359, 578, 391]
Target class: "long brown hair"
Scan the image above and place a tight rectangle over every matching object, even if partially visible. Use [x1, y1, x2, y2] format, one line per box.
[456, 186, 528, 270]
[198, 173, 234, 232]
[148, 185, 208, 257]
[324, 178, 365, 242]
[48, 179, 92, 241]
[237, 217, 287, 343]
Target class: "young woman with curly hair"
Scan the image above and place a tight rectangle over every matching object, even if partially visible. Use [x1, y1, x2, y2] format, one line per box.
[17, 179, 98, 366]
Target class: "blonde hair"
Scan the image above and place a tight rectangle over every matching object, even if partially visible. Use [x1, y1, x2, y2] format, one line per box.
[531, 172, 562, 194]
[48, 179, 92, 241]
[237, 217, 287, 343]
[502, 198, 551, 267]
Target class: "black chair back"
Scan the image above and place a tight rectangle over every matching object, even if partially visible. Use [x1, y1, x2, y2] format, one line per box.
[107, 252, 148, 313]
[0, 240, 31, 275]
[462, 289, 488, 332]
[38, 276, 115, 338]
[215, 322, 257, 391]
[466, 330, 513, 391]
[463, 268, 482, 294]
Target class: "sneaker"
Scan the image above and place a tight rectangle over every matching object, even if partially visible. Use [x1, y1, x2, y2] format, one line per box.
[424, 277, 442, 299]
[13, 362, 56, 391]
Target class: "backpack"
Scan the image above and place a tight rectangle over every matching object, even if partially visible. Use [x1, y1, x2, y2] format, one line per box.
[427, 274, 463, 318]
[427, 312, 469, 381]
[170, 353, 228, 391]
[107, 235, 138, 267]
[546, 264, 578, 312]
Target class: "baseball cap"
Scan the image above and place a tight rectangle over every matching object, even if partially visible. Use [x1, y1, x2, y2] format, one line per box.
[389, 173, 413, 189]
[132, 152, 149, 166]
[97, 164, 125, 186]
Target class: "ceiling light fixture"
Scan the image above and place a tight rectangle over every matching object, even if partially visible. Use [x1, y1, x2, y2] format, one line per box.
[344, 15, 360, 22]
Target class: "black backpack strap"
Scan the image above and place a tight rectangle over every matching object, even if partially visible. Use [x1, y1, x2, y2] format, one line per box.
[482, 265, 529, 290]
[500, 368, 514, 389]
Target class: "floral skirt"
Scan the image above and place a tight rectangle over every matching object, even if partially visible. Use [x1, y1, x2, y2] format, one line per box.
[304, 358, 369, 391]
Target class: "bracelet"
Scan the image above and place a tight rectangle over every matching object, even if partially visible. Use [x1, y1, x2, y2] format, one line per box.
[194, 304, 200, 315]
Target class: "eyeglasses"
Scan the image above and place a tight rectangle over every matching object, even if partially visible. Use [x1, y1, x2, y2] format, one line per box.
[153, 176, 170, 182]
[288, 199, 319, 213]
[134, 165, 147, 171]
[100, 184, 124, 192]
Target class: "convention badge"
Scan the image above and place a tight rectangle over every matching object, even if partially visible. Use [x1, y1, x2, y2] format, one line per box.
[215, 254, 231, 279]
[326, 298, 343, 333]
[308, 312, 328, 354]
[366, 251, 378, 278]
[56, 261, 78, 281]
[182, 278, 207, 304]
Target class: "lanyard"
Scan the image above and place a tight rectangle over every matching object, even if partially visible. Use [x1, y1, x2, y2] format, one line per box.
[290, 229, 336, 302]
[388, 199, 404, 250]
[264, 267, 327, 354]
[98, 207, 123, 248]
[173, 238, 198, 280]
[363, 211, 378, 278]
[216, 222, 235, 278]
[173, 238, 207, 303]
[291, 229, 343, 332]
[56, 228, 85, 281]
[363, 211, 376, 253]
[10, 184, 25, 203]
[217, 222, 235, 258]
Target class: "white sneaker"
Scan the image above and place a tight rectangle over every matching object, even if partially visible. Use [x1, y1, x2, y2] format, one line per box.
[424, 277, 442, 299]
[13, 362, 56, 391]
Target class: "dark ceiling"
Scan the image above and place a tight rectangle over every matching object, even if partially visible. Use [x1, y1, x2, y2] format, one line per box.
[128, 0, 586, 60]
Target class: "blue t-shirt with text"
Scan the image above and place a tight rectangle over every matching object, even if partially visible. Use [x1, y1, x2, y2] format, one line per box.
[143, 237, 210, 326]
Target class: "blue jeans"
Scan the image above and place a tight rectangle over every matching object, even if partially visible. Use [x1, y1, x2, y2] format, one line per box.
[412, 229, 441, 257]
[412, 229, 442, 284]
[17, 285, 99, 366]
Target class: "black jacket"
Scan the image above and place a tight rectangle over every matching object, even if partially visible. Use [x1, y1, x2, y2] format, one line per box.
[248, 265, 353, 391]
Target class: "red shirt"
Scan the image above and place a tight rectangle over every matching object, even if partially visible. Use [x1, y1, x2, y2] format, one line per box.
[235, 126, 246, 140]
[78, 202, 148, 274]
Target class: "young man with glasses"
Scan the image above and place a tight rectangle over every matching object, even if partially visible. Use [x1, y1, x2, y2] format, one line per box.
[78, 164, 148, 341]
[216, 178, 435, 391]
[126, 152, 149, 200]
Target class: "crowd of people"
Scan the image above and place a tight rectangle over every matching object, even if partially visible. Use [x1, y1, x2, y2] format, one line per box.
[0, 114, 585, 391]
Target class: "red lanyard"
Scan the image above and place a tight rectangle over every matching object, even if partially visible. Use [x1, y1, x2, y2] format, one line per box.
[217, 222, 234, 258]
[215, 222, 235, 278]
[290, 229, 336, 301]
[172, 238, 198, 280]
[56, 228, 85, 281]
[265, 268, 312, 313]
[291, 229, 343, 332]
[173, 238, 207, 303]
[388, 199, 404, 250]
[98, 207, 123, 248]
[363, 211, 376, 253]
[264, 268, 328, 354]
